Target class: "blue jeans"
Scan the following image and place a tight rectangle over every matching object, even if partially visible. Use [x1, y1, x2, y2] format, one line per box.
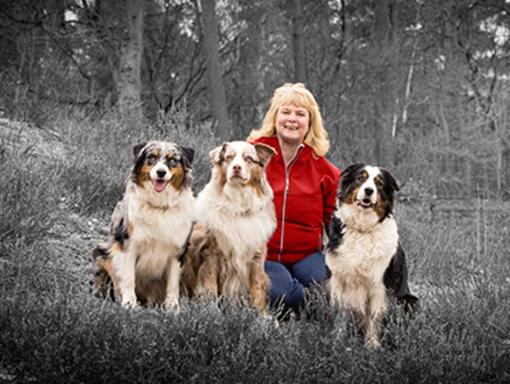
[264, 252, 328, 312]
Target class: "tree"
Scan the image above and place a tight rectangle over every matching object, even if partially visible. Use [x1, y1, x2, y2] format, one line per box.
[117, 0, 144, 124]
[199, 0, 230, 140]
[372, 0, 398, 167]
[291, 0, 306, 83]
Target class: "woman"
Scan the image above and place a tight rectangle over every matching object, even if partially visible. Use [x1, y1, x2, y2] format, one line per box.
[248, 83, 339, 312]
[249, 83, 417, 313]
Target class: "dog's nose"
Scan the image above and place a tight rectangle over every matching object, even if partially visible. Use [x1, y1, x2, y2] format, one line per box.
[156, 169, 167, 178]
[364, 187, 374, 196]
[232, 165, 241, 173]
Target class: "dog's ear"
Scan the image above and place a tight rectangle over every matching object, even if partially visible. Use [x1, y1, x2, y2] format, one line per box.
[341, 163, 365, 182]
[132, 142, 147, 160]
[254, 143, 276, 167]
[381, 168, 400, 192]
[179, 146, 195, 170]
[338, 163, 365, 202]
[209, 142, 228, 164]
[131, 143, 147, 182]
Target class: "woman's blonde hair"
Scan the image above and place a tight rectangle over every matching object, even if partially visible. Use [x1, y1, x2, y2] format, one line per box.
[248, 83, 330, 157]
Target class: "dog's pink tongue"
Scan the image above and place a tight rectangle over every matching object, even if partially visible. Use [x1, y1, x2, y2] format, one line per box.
[152, 180, 167, 193]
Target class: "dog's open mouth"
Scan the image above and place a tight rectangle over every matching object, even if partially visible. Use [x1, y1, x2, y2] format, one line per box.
[356, 198, 375, 209]
[151, 179, 168, 193]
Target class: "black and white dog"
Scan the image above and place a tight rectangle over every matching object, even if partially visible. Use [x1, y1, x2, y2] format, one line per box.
[326, 163, 417, 348]
[92, 141, 195, 309]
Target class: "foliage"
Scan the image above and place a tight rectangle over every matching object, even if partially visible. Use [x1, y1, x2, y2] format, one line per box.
[1, 0, 510, 198]
[1, 112, 510, 382]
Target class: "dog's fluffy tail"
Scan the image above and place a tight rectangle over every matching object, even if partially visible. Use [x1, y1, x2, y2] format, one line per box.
[91, 243, 115, 301]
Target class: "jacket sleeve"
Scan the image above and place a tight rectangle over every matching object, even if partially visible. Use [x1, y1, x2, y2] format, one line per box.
[322, 166, 341, 228]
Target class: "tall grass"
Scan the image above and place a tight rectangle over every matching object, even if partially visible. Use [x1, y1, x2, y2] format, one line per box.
[1, 112, 509, 383]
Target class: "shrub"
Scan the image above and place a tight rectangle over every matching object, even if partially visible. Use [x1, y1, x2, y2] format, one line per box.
[0, 145, 62, 251]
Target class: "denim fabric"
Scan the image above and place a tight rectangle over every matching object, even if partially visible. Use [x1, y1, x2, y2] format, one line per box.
[264, 252, 327, 311]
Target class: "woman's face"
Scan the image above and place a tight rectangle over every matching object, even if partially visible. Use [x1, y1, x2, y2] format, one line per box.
[275, 103, 310, 146]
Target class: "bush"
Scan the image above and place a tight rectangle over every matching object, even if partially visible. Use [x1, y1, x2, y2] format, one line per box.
[0, 146, 62, 251]
[1, 109, 510, 383]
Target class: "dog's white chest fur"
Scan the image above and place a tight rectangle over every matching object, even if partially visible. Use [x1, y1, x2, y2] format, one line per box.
[196, 183, 276, 292]
[128, 188, 195, 277]
[326, 205, 399, 285]
[197, 184, 275, 255]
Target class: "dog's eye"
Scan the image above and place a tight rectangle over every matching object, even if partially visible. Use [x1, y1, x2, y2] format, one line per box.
[224, 154, 234, 162]
[244, 156, 255, 163]
[166, 158, 177, 167]
[357, 175, 366, 183]
[146, 154, 157, 164]
[375, 178, 383, 189]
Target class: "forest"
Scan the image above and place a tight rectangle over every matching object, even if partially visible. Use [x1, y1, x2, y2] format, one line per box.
[2, 0, 510, 198]
[0, 1, 509, 382]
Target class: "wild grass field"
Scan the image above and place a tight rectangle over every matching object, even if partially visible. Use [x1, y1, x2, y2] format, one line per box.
[1, 113, 509, 383]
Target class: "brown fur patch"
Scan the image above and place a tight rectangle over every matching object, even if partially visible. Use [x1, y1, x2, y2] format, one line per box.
[92, 242, 122, 300]
[247, 165, 265, 197]
[215, 163, 228, 189]
[110, 241, 123, 254]
[344, 185, 360, 205]
[249, 247, 270, 314]
[184, 226, 269, 312]
[170, 164, 185, 190]
[183, 223, 270, 312]
[136, 163, 152, 186]
[181, 223, 210, 295]
[375, 196, 386, 220]
[150, 149, 162, 158]
[135, 274, 168, 306]
[373, 175, 388, 220]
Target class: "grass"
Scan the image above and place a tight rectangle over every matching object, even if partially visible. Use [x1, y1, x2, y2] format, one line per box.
[1, 113, 510, 383]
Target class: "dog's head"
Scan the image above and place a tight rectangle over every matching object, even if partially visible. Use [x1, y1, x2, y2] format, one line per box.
[338, 163, 399, 222]
[131, 141, 194, 193]
[209, 141, 276, 189]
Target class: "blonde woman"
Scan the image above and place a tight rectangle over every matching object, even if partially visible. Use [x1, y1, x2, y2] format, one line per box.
[249, 83, 417, 314]
[248, 83, 340, 312]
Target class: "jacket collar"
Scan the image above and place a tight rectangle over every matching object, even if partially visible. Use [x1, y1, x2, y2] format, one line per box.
[255, 135, 312, 164]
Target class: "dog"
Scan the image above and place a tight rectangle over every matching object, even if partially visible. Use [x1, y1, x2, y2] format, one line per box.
[92, 140, 195, 309]
[326, 163, 407, 348]
[181, 141, 276, 314]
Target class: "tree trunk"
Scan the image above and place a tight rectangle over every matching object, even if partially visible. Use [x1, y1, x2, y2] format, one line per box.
[117, 0, 144, 125]
[232, 0, 263, 137]
[200, 0, 231, 140]
[373, 0, 397, 167]
[291, 0, 306, 83]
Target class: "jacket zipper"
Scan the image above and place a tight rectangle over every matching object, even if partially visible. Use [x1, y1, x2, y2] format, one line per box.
[278, 145, 304, 262]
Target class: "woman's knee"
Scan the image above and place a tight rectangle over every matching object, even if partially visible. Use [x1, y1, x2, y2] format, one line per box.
[265, 261, 305, 309]
[292, 252, 328, 287]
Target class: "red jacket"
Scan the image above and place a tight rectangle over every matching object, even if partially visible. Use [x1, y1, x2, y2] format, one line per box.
[252, 136, 340, 264]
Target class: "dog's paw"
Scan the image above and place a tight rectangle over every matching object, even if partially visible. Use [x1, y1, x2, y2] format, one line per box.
[163, 298, 180, 312]
[364, 336, 382, 350]
[121, 293, 138, 308]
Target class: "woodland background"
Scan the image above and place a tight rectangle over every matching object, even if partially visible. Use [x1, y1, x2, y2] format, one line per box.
[2, 0, 510, 198]
[0, 0, 509, 383]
